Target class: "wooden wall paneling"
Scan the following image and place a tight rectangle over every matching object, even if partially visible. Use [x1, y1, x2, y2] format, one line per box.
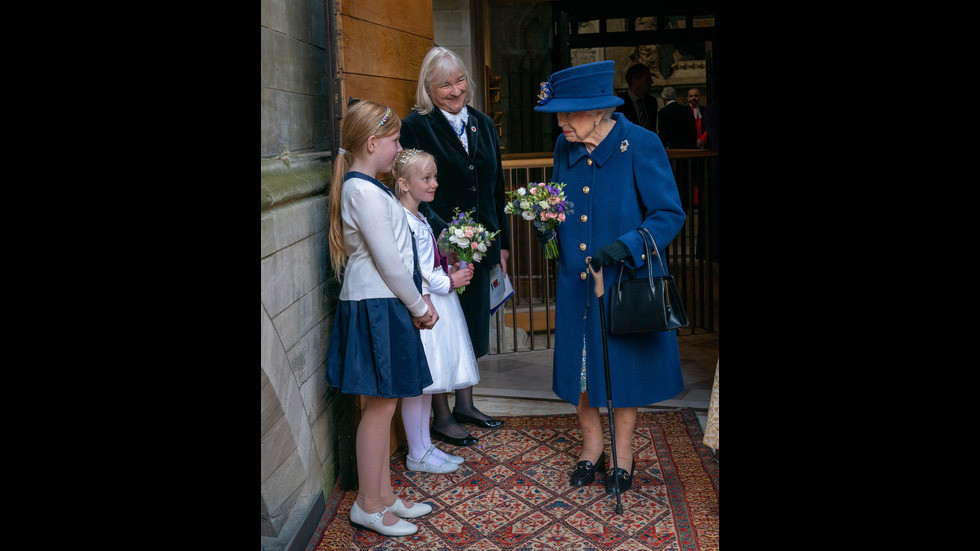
[341, 0, 434, 40]
[343, 74, 422, 121]
[340, 16, 433, 116]
[341, 16, 433, 82]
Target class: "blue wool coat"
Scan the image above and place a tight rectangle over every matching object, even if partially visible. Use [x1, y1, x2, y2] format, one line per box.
[550, 112, 686, 408]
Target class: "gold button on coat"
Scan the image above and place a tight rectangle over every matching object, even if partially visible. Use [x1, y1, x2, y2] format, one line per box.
[583, 186, 590, 194]
[580, 215, 588, 222]
[579, 243, 587, 251]
[580, 272, 587, 280]
[587, 158, 593, 166]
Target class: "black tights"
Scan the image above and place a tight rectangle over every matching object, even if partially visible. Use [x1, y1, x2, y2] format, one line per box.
[429, 386, 493, 438]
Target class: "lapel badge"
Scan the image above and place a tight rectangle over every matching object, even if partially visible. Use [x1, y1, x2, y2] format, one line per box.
[620, 139, 629, 153]
[470, 125, 476, 133]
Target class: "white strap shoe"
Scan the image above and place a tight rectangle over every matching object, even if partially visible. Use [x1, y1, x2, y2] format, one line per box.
[407, 444, 460, 473]
[350, 501, 418, 536]
[438, 447, 465, 464]
[387, 497, 433, 519]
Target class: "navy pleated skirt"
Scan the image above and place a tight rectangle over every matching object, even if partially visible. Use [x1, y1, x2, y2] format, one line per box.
[326, 297, 432, 398]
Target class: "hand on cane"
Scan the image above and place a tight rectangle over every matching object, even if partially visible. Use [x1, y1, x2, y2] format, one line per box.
[589, 240, 629, 270]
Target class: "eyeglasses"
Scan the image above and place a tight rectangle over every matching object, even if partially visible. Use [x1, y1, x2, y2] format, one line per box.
[556, 112, 582, 121]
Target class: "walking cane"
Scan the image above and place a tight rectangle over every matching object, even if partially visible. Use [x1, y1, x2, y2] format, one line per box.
[586, 257, 624, 515]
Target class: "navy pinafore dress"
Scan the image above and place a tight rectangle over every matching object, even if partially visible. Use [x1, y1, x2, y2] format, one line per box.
[325, 172, 432, 398]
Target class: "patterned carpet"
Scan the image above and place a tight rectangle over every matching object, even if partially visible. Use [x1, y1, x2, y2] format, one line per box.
[307, 408, 718, 551]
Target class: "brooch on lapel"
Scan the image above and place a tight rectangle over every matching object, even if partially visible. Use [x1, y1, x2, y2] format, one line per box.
[470, 125, 476, 133]
[620, 139, 629, 153]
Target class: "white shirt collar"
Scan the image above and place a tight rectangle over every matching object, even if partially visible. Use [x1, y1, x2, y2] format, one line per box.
[440, 108, 468, 129]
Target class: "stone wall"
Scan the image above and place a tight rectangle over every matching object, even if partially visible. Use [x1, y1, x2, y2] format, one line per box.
[260, 0, 334, 158]
[261, 153, 344, 551]
[261, 0, 339, 548]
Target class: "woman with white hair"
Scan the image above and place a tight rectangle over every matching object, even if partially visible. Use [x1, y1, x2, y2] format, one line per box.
[533, 61, 686, 496]
[399, 46, 511, 447]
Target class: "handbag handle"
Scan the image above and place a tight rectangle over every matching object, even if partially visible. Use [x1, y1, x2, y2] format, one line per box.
[637, 227, 669, 277]
[614, 227, 667, 299]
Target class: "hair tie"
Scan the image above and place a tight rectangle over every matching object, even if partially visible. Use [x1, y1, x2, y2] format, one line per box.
[338, 147, 346, 155]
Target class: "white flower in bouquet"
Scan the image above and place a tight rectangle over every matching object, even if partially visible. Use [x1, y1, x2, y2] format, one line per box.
[503, 182, 573, 259]
[438, 208, 500, 293]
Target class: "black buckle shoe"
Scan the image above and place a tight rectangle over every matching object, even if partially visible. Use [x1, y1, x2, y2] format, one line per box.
[431, 427, 478, 447]
[452, 411, 504, 429]
[604, 456, 635, 495]
[569, 451, 606, 486]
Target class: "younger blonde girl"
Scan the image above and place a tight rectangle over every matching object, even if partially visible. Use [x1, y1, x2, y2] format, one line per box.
[391, 149, 483, 473]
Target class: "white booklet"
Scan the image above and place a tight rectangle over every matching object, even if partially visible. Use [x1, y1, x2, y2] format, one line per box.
[488, 264, 514, 316]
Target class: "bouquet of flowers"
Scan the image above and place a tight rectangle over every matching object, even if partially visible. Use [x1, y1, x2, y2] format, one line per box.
[503, 182, 572, 259]
[438, 208, 500, 294]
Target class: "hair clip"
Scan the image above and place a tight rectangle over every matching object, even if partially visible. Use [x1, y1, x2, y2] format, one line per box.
[372, 107, 392, 135]
[395, 148, 424, 171]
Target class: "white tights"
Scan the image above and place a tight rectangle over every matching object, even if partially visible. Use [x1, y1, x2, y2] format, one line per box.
[400, 393, 453, 464]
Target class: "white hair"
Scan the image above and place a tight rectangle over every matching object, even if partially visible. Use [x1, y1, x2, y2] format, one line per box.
[413, 46, 474, 115]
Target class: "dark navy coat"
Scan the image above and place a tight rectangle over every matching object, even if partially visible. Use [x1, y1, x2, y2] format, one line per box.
[550, 112, 686, 408]
[400, 106, 511, 358]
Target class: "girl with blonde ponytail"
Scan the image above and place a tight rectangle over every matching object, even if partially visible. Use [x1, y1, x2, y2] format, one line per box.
[325, 100, 438, 537]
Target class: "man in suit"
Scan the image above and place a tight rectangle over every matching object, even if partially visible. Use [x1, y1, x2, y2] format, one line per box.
[656, 86, 696, 150]
[616, 64, 658, 133]
[688, 87, 708, 149]
[656, 86, 697, 210]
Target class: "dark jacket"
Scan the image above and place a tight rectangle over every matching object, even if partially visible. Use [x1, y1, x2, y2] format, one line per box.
[615, 91, 658, 133]
[399, 105, 511, 358]
[656, 101, 697, 149]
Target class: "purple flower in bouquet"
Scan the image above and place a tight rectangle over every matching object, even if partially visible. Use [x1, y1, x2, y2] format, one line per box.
[437, 208, 500, 294]
[503, 182, 573, 259]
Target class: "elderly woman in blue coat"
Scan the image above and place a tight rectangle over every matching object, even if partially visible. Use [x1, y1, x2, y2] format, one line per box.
[534, 61, 686, 495]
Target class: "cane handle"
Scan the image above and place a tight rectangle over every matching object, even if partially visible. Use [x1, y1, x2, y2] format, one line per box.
[586, 257, 604, 298]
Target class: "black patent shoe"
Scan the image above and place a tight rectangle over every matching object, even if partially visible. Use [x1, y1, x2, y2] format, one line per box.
[452, 411, 505, 429]
[605, 456, 636, 495]
[431, 427, 478, 447]
[569, 451, 606, 487]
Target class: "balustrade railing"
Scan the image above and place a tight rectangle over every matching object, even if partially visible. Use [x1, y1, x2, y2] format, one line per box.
[490, 149, 718, 354]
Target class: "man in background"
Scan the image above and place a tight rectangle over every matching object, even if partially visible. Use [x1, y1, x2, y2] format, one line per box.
[688, 87, 708, 149]
[616, 64, 659, 133]
[657, 86, 696, 150]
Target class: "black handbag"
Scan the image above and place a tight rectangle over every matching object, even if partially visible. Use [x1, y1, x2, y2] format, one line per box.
[608, 227, 689, 334]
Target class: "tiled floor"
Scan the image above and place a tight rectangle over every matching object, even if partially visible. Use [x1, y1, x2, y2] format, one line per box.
[468, 331, 719, 430]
